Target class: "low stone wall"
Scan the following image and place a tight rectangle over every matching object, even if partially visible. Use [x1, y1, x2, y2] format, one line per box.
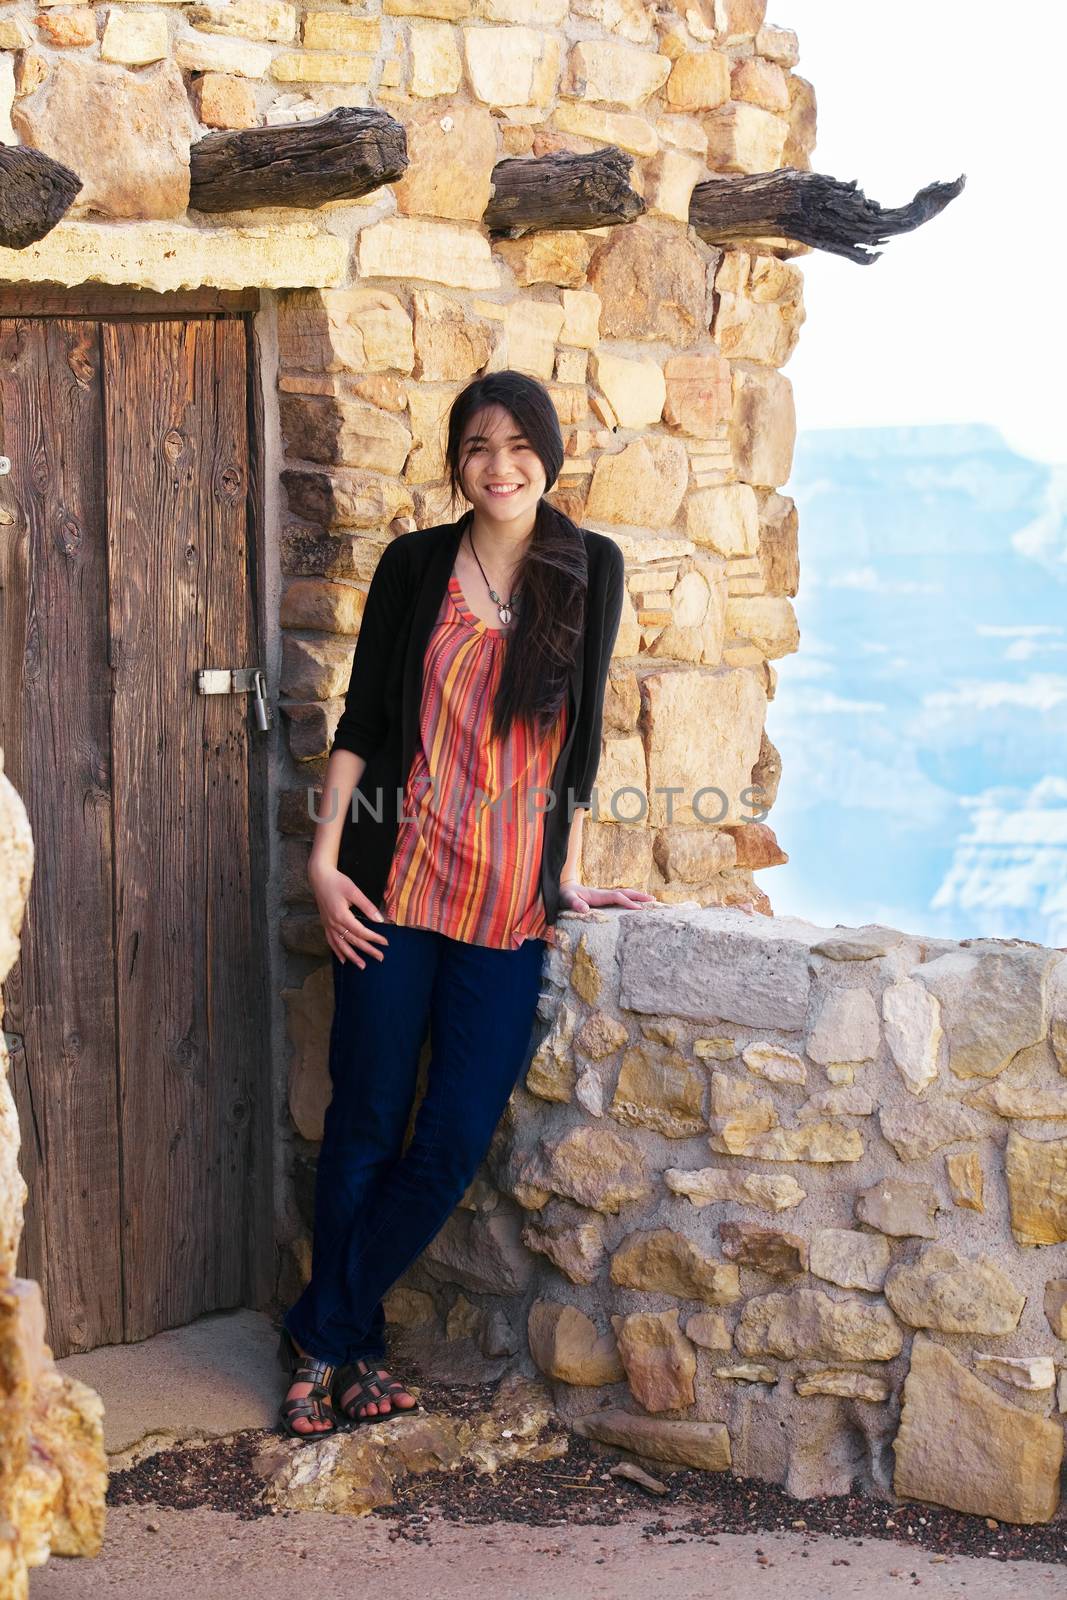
[0, 758, 107, 1596]
[386, 904, 1067, 1525]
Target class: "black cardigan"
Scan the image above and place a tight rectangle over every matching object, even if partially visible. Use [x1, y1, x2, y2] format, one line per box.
[328, 510, 625, 931]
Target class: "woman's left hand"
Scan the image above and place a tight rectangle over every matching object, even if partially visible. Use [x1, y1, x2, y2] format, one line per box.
[559, 880, 657, 915]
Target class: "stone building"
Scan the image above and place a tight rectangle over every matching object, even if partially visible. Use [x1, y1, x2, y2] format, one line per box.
[0, 0, 1062, 1586]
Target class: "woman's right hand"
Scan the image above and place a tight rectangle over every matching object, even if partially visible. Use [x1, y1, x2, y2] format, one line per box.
[308, 861, 390, 967]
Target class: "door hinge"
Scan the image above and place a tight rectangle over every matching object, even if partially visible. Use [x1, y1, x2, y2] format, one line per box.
[196, 666, 272, 732]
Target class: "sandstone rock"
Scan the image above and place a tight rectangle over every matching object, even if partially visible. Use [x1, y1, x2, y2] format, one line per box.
[383, 1285, 437, 1327]
[664, 1166, 806, 1212]
[420, 1207, 534, 1295]
[915, 946, 1059, 1081]
[393, 102, 497, 221]
[878, 1100, 980, 1162]
[731, 55, 790, 112]
[563, 39, 670, 107]
[663, 352, 732, 437]
[569, 933, 603, 1004]
[809, 1228, 890, 1292]
[588, 223, 707, 345]
[552, 100, 658, 157]
[882, 979, 942, 1095]
[736, 1287, 904, 1363]
[302, 11, 380, 49]
[705, 101, 788, 172]
[280, 395, 412, 473]
[12, 58, 196, 220]
[532, 1125, 652, 1213]
[357, 216, 500, 290]
[610, 1227, 741, 1304]
[666, 50, 730, 110]
[527, 1300, 624, 1385]
[575, 1011, 628, 1061]
[585, 436, 688, 528]
[619, 903, 808, 1026]
[892, 1334, 1062, 1524]
[282, 962, 332, 1140]
[282, 468, 413, 529]
[684, 1310, 732, 1350]
[99, 9, 167, 62]
[410, 18, 462, 95]
[25, 1368, 107, 1557]
[192, 72, 258, 129]
[487, 299, 565, 381]
[463, 24, 560, 108]
[270, 50, 376, 84]
[1005, 1128, 1067, 1246]
[279, 287, 415, 375]
[797, 1085, 874, 1120]
[741, 1041, 806, 1085]
[964, 1076, 1067, 1119]
[35, 7, 97, 47]
[713, 250, 804, 367]
[652, 824, 735, 884]
[404, 385, 459, 482]
[794, 1369, 889, 1402]
[521, 1201, 606, 1285]
[730, 362, 795, 487]
[709, 1069, 777, 1139]
[176, 27, 273, 75]
[642, 667, 767, 829]
[559, 287, 601, 347]
[611, 1308, 696, 1411]
[0, 16, 30, 49]
[756, 24, 799, 65]
[570, 1407, 731, 1470]
[714, 1362, 776, 1383]
[647, 147, 705, 223]
[525, 1002, 578, 1103]
[784, 71, 817, 168]
[1044, 1280, 1067, 1337]
[188, 0, 297, 41]
[591, 351, 665, 429]
[445, 1293, 485, 1342]
[609, 1045, 707, 1137]
[884, 1245, 1024, 1334]
[718, 1220, 807, 1276]
[851, 1177, 940, 1235]
[945, 1149, 984, 1211]
[708, 1121, 863, 1162]
[497, 231, 593, 289]
[973, 1353, 1056, 1392]
[684, 483, 758, 556]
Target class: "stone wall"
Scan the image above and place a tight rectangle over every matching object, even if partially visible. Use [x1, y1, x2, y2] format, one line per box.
[382, 906, 1067, 1525]
[0, 755, 107, 1597]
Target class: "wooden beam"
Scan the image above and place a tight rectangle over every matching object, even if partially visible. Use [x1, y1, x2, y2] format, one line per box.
[189, 106, 407, 213]
[0, 145, 82, 250]
[689, 168, 966, 264]
[484, 147, 645, 237]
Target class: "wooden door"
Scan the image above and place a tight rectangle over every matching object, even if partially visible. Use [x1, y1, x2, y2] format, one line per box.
[0, 312, 272, 1356]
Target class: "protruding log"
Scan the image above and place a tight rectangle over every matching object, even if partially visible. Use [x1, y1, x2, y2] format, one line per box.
[189, 106, 407, 213]
[0, 144, 82, 249]
[484, 147, 645, 238]
[689, 168, 966, 264]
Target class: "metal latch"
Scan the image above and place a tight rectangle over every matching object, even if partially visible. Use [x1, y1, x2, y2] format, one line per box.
[196, 666, 272, 732]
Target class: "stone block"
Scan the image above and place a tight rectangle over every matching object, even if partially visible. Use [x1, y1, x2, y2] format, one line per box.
[100, 10, 170, 65]
[562, 40, 670, 108]
[192, 72, 258, 130]
[357, 216, 500, 290]
[187, 0, 297, 41]
[463, 25, 560, 108]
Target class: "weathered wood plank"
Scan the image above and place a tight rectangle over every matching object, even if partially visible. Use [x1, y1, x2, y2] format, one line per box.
[689, 168, 966, 263]
[0, 286, 258, 317]
[484, 147, 645, 237]
[0, 145, 82, 249]
[0, 318, 124, 1356]
[189, 106, 407, 212]
[103, 320, 260, 1337]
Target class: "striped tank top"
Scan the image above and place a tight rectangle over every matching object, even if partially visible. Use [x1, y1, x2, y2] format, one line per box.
[381, 571, 569, 950]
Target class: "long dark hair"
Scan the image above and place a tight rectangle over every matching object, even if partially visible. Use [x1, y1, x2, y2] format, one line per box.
[445, 370, 588, 744]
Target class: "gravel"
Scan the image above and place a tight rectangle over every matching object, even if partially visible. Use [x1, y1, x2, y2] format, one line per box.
[106, 1371, 1067, 1567]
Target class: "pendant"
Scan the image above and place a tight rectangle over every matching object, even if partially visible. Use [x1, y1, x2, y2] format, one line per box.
[498, 603, 513, 624]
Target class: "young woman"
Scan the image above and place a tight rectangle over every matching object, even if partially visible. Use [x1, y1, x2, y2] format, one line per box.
[277, 369, 655, 1438]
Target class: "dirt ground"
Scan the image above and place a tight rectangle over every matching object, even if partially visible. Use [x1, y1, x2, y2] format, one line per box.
[30, 1503, 1067, 1600]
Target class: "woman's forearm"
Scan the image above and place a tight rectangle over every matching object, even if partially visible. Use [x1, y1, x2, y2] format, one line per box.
[308, 748, 366, 877]
[560, 803, 587, 884]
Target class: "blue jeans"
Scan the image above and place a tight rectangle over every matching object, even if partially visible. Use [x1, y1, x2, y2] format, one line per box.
[283, 921, 547, 1365]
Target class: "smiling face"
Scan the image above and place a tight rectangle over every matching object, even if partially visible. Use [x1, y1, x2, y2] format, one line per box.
[457, 402, 547, 530]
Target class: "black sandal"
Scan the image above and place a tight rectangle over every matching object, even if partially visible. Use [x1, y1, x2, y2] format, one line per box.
[334, 1357, 420, 1425]
[276, 1327, 339, 1440]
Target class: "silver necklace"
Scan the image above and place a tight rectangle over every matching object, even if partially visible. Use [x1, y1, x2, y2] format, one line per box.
[467, 528, 521, 625]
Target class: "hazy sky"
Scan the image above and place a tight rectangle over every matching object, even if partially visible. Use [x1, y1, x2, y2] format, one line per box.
[776, 2, 1067, 465]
